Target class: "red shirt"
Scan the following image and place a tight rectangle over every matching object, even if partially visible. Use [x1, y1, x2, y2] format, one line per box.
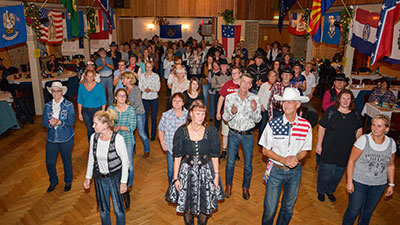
[219, 80, 239, 114]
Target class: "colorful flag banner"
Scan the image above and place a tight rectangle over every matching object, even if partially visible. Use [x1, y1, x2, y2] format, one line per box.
[351, 8, 380, 56]
[0, 5, 27, 48]
[40, 9, 63, 44]
[370, 0, 400, 65]
[96, 0, 112, 33]
[101, 9, 114, 31]
[321, 11, 341, 45]
[222, 25, 241, 60]
[160, 25, 182, 39]
[278, 0, 297, 33]
[289, 12, 307, 36]
[308, 0, 335, 43]
[59, 0, 80, 37]
[66, 11, 84, 39]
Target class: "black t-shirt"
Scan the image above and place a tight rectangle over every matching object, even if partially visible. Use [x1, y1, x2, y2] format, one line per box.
[183, 90, 204, 109]
[319, 106, 362, 167]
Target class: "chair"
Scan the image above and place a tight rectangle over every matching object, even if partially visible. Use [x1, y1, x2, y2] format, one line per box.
[391, 112, 400, 132]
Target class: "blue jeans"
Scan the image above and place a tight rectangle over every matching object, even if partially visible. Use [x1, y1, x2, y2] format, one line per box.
[166, 151, 174, 184]
[142, 99, 158, 139]
[126, 144, 134, 186]
[97, 175, 125, 225]
[258, 110, 269, 141]
[46, 138, 74, 185]
[134, 113, 150, 153]
[208, 93, 215, 118]
[342, 180, 386, 225]
[82, 106, 102, 141]
[317, 162, 346, 194]
[262, 164, 302, 225]
[100, 76, 114, 106]
[225, 130, 254, 189]
[202, 83, 210, 106]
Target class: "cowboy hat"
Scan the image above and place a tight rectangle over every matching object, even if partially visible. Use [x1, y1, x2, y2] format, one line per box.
[47, 81, 67, 95]
[274, 88, 309, 103]
[334, 73, 350, 82]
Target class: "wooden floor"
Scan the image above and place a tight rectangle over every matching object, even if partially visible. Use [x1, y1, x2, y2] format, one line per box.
[1, 90, 399, 225]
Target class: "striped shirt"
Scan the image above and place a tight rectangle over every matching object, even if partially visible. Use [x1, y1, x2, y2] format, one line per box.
[108, 105, 136, 146]
[267, 82, 296, 120]
[158, 108, 188, 154]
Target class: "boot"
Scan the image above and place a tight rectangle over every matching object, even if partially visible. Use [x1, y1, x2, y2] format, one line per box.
[219, 150, 227, 160]
[225, 185, 232, 198]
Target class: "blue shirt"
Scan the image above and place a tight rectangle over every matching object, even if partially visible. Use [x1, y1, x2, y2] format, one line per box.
[114, 68, 131, 91]
[158, 108, 188, 154]
[290, 74, 306, 87]
[77, 82, 107, 108]
[95, 56, 113, 77]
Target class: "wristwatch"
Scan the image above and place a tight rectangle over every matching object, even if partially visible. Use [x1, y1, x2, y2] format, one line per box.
[388, 183, 395, 187]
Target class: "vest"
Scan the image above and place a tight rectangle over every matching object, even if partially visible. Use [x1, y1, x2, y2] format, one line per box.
[92, 132, 122, 174]
[329, 88, 337, 103]
[353, 135, 393, 186]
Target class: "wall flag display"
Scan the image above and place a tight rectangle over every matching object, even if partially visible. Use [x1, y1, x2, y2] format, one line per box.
[0, 5, 27, 49]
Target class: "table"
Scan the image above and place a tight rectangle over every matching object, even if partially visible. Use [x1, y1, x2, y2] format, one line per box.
[362, 102, 400, 120]
[351, 73, 382, 83]
[0, 91, 13, 102]
[0, 100, 20, 135]
[349, 85, 400, 98]
[7, 71, 77, 88]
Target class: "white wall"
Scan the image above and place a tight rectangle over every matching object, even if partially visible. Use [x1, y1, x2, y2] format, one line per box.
[127, 17, 212, 41]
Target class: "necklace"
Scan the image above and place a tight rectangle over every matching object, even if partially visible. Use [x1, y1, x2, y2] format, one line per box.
[190, 123, 203, 132]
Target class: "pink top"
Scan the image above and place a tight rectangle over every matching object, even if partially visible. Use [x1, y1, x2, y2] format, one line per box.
[322, 89, 339, 111]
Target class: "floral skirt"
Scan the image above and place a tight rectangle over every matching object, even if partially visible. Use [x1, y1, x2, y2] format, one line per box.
[166, 155, 225, 215]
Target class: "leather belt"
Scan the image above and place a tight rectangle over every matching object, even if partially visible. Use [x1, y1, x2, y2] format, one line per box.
[272, 163, 291, 171]
[230, 128, 253, 135]
[182, 155, 210, 166]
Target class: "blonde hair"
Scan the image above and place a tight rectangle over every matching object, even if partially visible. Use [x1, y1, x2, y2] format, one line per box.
[372, 114, 391, 129]
[120, 71, 136, 86]
[84, 69, 96, 81]
[94, 108, 118, 129]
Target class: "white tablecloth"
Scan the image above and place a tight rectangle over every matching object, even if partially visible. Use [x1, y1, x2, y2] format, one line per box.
[351, 74, 382, 82]
[350, 88, 399, 98]
[361, 102, 399, 119]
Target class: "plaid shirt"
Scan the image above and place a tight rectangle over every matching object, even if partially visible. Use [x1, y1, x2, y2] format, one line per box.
[108, 105, 136, 146]
[158, 108, 188, 154]
[267, 82, 296, 120]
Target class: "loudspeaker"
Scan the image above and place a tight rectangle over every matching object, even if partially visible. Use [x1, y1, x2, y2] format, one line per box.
[114, 0, 124, 8]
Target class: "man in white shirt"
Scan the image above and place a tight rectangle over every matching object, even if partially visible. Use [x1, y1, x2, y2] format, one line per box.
[259, 88, 312, 225]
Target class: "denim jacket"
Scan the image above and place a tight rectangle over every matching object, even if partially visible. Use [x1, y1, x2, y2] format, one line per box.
[42, 99, 75, 143]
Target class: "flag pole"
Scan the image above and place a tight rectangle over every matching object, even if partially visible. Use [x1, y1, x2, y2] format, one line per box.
[340, 0, 353, 19]
[296, 1, 305, 11]
[39, 0, 49, 10]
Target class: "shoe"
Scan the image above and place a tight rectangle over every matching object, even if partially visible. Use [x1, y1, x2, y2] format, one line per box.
[317, 193, 325, 202]
[327, 194, 336, 202]
[225, 185, 232, 198]
[47, 182, 58, 193]
[143, 152, 150, 158]
[150, 136, 156, 141]
[128, 186, 133, 193]
[315, 165, 319, 171]
[236, 153, 240, 161]
[64, 184, 71, 192]
[219, 150, 227, 160]
[242, 188, 250, 200]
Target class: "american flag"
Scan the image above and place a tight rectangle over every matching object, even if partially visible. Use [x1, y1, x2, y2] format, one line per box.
[270, 116, 311, 138]
[96, 0, 112, 33]
[40, 9, 63, 44]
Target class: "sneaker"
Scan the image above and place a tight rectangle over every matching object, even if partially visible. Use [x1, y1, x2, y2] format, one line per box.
[318, 193, 325, 202]
[327, 194, 336, 202]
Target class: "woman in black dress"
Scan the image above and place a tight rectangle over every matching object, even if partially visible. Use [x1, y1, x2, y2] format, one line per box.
[183, 77, 204, 109]
[166, 100, 224, 225]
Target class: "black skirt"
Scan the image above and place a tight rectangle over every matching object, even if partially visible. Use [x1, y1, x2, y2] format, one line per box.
[166, 155, 225, 215]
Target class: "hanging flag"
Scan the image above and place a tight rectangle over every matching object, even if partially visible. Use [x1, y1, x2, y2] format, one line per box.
[66, 11, 84, 39]
[40, 9, 63, 44]
[102, 9, 115, 31]
[351, 8, 380, 56]
[160, 25, 182, 39]
[222, 25, 241, 60]
[308, 0, 335, 43]
[321, 11, 341, 44]
[59, 0, 80, 37]
[370, 0, 400, 65]
[0, 5, 26, 49]
[95, 9, 103, 33]
[278, 0, 297, 33]
[289, 12, 307, 36]
[96, 0, 112, 33]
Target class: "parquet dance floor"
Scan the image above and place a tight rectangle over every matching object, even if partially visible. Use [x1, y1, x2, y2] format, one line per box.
[0, 93, 399, 225]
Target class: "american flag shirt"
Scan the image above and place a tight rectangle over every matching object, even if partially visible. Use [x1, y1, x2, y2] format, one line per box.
[259, 115, 312, 166]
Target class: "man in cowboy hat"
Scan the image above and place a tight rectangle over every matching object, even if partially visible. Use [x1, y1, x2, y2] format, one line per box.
[259, 87, 312, 225]
[248, 52, 268, 93]
[107, 41, 122, 70]
[322, 73, 349, 111]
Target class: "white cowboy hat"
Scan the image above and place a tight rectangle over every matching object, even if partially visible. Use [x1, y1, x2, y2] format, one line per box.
[274, 88, 309, 103]
[46, 81, 67, 95]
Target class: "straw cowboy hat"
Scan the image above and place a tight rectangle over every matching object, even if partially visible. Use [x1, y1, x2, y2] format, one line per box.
[274, 88, 309, 103]
[47, 82, 67, 95]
